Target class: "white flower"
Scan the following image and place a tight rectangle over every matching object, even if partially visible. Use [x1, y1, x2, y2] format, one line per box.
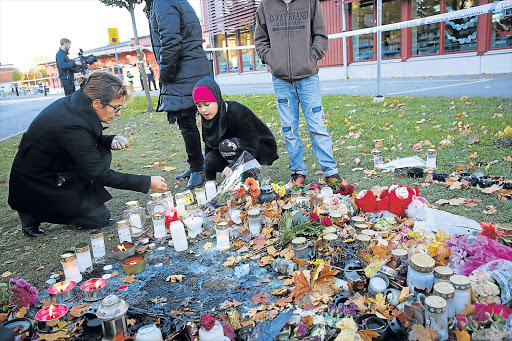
[469, 271, 494, 284]
[476, 282, 500, 298]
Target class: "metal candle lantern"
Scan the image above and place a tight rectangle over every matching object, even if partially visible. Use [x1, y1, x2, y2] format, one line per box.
[96, 295, 129, 341]
[112, 242, 136, 261]
[36, 304, 68, 332]
[90, 230, 106, 259]
[116, 220, 132, 243]
[75, 243, 93, 273]
[123, 201, 146, 236]
[122, 255, 146, 275]
[80, 278, 108, 302]
[60, 252, 82, 283]
[48, 281, 76, 304]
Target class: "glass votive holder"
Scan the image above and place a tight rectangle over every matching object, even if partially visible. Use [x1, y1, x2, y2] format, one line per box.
[195, 187, 207, 205]
[426, 149, 437, 169]
[162, 191, 174, 209]
[372, 149, 383, 169]
[75, 243, 93, 273]
[152, 213, 167, 241]
[320, 187, 333, 199]
[61, 252, 82, 283]
[247, 208, 262, 236]
[90, 230, 106, 259]
[117, 220, 132, 243]
[216, 221, 230, 250]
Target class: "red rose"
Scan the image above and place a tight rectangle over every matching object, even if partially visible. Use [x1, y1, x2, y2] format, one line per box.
[309, 212, 320, 222]
[321, 217, 333, 227]
[200, 314, 216, 331]
[335, 185, 354, 196]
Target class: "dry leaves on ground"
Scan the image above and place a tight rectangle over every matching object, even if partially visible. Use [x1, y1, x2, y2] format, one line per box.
[166, 275, 185, 283]
[122, 275, 136, 284]
[408, 324, 441, 341]
[151, 297, 167, 304]
[251, 292, 269, 305]
[219, 299, 244, 310]
[69, 304, 90, 318]
[435, 198, 481, 207]
[38, 330, 72, 341]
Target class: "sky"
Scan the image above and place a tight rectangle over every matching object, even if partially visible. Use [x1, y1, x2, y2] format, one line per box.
[0, 0, 201, 72]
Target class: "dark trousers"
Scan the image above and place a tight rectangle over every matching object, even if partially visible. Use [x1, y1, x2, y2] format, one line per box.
[204, 138, 243, 180]
[170, 110, 204, 173]
[18, 204, 111, 229]
[62, 80, 75, 96]
[147, 76, 157, 90]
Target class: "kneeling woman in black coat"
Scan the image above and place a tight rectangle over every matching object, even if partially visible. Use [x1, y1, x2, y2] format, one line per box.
[193, 77, 278, 181]
[8, 71, 168, 237]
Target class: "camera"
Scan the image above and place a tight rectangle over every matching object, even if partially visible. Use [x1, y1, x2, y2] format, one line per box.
[75, 48, 98, 74]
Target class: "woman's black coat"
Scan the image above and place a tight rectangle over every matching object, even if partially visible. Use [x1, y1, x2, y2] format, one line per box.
[148, 0, 210, 113]
[8, 90, 151, 221]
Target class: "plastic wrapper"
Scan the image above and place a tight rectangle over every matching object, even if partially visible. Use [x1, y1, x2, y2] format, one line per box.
[381, 156, 426, 171]
[474, 260, 512, 305]
[446, 235, 512, 278]
[407, 206, 482, 236]
[215, 150, 261, 201]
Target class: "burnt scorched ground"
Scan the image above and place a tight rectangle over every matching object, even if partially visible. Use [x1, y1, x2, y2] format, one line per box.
[37, 235, 287, 340]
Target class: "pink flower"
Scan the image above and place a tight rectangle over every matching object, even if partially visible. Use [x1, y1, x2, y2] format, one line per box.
[321, 217, 333, 227]
[200, 315, 216, 331]
[493, 304, 511, 320]
[456, 315, 468, 330]
[309, 213, 320, 222]
[473, 303, 494, 323]
[309, 183, 320, 190]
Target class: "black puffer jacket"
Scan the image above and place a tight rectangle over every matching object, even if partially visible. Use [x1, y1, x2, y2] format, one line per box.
[149, 0, 210, 113]
[196, 77, 279, 166]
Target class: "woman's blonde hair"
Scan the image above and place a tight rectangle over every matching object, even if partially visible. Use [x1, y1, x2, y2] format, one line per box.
[77, 71, 133, 105]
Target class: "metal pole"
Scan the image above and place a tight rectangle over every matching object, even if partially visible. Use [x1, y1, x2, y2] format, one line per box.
[114, 44, 120, 78]
[341, 3, 348, 80]
[376, 0, 383, 98]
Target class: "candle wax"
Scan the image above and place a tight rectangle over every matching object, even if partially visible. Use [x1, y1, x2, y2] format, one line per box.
[370, 277, 387, 292]
[36, 304, 68, 321]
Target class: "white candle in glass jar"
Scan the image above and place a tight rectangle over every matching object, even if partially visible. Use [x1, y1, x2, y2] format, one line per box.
[247, 208, 262, 236]
[90, 231, 106, 259]
[75, 243, 93, 273]
[169, 221, 188, 252]
[195, 187, 207, 205]
[205, 181, 217, 201]
[216, 221, 230, 250]
[152, 213, 167, 240]
[117, 220, 132, 243]
[60, 252, 82, 283]
[450, 275, 472, 315]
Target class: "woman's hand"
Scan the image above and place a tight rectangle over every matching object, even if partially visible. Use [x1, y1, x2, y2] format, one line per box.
[150, 176, 167, 191]
[222, 167, 233, 178]
[111, 135, 129, 150]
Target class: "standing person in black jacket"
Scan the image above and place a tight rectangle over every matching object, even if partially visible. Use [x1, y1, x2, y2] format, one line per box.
[56, 38, 82, 96]
[146, 0, 211, 188]
[193, 77, 278, 181]
[8, 71, 168, 237]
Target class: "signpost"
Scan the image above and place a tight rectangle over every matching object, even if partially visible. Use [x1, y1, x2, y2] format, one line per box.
[108, 28, 121, 78]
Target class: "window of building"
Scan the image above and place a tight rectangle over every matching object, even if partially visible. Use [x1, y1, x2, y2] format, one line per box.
[444, 0, 478, 53]
[490, 2, 512, 49]
[227, 32, 239, 72]
[352, 2, 374, 61]
[215, 34, 228, 74]
[382, 0, 401, 59]
[411, 0, 440, 56]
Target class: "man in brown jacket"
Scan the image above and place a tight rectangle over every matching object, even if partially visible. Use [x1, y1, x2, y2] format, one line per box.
[255, 0, 343, 187]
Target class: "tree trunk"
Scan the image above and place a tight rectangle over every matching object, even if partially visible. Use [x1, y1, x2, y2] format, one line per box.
[129, 3, 153, 112]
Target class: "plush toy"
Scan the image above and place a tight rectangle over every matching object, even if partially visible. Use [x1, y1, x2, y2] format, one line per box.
[355, 184, 420, 217]
[388, 185, 420, 217]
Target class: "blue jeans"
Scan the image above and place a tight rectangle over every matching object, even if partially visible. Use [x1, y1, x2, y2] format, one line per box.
[272, 74, 338, 177]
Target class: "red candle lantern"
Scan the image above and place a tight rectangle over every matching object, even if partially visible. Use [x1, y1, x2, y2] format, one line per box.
[35, 304, 68, 331]
[164, 209, 178, 231]
[48, 281, 76, 304]
[80, 278, 108, 302]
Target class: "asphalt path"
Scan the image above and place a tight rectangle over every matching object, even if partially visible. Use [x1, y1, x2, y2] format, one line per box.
[1, 73, 510, 141]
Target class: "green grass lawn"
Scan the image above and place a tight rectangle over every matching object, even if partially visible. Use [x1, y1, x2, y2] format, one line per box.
[0, 94, 510, 287]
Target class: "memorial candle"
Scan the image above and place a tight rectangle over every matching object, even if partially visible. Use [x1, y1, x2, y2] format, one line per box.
[60, 252, 82, 283]
[169, 221, 188, 252]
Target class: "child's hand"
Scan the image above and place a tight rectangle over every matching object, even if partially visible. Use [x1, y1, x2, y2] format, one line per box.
[222, 167, 233, 178]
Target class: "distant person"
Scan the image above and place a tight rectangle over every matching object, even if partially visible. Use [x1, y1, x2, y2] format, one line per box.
[146, 0, 211, 188]
[8, 71, 168, 237]
[193, 77, 278, 181]
[255, 0, 343, 187]
[56, 38, 82, 96]
[145, 62, 158, 90]
[126, 70, 134, 85]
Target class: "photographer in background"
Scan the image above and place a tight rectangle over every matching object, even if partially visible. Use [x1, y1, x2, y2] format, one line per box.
[56, 38, 82, 96]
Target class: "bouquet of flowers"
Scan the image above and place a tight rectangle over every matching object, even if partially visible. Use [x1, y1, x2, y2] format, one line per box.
[469, 270, 501, 304]
[9, 277, 38, 309]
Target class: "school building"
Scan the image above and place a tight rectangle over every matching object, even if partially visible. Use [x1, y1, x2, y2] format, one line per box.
[200, 0, 512, 83]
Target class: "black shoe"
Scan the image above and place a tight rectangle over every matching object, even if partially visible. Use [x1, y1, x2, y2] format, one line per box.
[175, 168, 192, 180]
[19, 212, 44, 237]
[187, 171, 204, 189]
[22, 224, 44, 237]
[286, 173, 306, 188]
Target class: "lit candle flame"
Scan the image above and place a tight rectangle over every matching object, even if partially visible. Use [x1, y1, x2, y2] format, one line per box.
[118, 244, 126, 252]
[130, 261, 137, 265]
[93, 280, 102, 289]
[55, 281, 69, 293]
[48, 305, 56, 319]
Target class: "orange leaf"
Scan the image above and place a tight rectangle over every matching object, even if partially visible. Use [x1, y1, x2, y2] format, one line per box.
[112, 331, 135, 341]
[350, 293, 369, 313]
[69, 304, 90, 318]
[122, 275, 136, 284]
[251, 292, 269, 305]
[455, 329, 471, 341]
[359, 329, 380, 341]
[276, 296, 293, 307]
[408, 324, 440, 341]
[291, 270, 312, 303]
[38, 330, 72, 341]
